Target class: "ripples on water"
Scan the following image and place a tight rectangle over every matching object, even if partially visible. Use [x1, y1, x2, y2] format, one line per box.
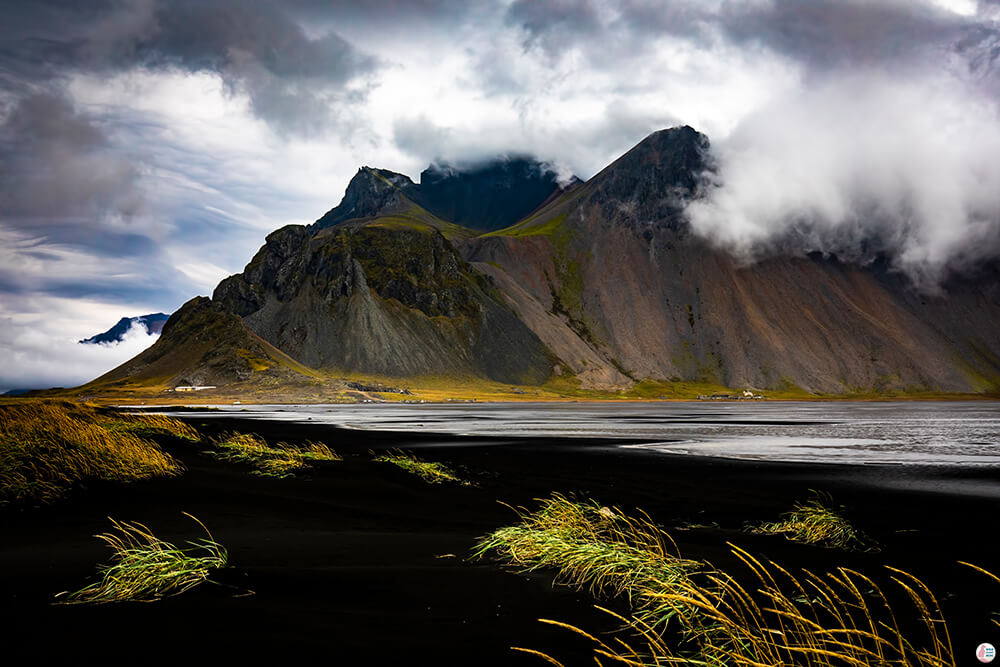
[162, 401, 1000, 466]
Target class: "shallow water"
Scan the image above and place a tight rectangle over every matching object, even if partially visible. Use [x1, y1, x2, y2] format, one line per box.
[161, 401, 1000, 466]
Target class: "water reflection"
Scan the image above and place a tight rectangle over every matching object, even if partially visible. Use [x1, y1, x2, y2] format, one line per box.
[160, 401, 1000, 466]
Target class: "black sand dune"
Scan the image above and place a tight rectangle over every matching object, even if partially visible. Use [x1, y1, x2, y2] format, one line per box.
[2, 416, 999, 665]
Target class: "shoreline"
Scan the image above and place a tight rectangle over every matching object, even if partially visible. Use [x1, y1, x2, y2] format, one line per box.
[87, 392, 1000, 406]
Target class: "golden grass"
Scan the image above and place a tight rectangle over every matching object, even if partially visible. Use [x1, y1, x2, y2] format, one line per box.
[56, 513, 227, 604]
[476, 494, 969, 667]
[373, 449, 471, 485]
[0, 401, 183, 506]
[750, 491, 876, 551]
[209, 433, 341, 478]
[100, 413, 201, 441]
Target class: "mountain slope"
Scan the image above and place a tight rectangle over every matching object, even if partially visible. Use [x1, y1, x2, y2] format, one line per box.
[84, 297, 321, 391]
[464, 126, 1000, 393]
[214, 184, 553, 384]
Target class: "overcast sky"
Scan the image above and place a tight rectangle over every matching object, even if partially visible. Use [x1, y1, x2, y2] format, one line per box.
[1, 0, 998, 390]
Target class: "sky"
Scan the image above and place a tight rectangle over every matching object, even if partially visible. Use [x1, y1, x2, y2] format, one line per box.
[1, 0, 998, 391]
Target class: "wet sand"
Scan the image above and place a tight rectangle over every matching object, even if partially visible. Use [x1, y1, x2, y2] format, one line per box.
[2, 415, 998, 665]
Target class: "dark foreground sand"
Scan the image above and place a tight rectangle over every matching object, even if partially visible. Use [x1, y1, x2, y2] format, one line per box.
[2, 416, 999, 665]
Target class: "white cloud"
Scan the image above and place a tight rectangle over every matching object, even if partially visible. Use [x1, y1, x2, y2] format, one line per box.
[687, 71, 1000, 287]
[0, 295, 161, 392]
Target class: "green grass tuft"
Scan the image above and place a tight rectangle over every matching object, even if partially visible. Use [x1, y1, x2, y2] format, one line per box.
[208, 433, 341, 478]
[473, 494, 697, 606]
[476, 493, 961, 667]
[56, 513, 227, 605]
[750, 490, 875, 551]
[100, 413, 201, 441]
[374, 449, 470, 485]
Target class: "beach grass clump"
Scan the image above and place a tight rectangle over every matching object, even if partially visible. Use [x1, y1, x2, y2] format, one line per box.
[478, 494, 957, 667]
[373, 449, 470, 485]
[0, 401, 182, 506]
[474, 493, 699, 604]
[56, 513, 227, 605]
[209, 433, 341, 478]
[100, 413, 200, 442]
[751, 490, 873, 550]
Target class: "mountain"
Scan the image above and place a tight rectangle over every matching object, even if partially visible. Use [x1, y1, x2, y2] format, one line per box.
[409, 156, 577, 232]
[79, 313, 170, 345]
[213, 207, 552, 385]
[314, 157, 576, 233]
[464, 126, 1000, 393]
[84, 298, 320, 391]
[87, 129, 1000, 398]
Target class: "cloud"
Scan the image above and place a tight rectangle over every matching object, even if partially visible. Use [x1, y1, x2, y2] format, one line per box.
[0, 296, 161, 392]
[1, 0, 380, 134]
[0, 90, 144, 223]
[686, 71, 1000, 287]
[505, 0, 994, 75]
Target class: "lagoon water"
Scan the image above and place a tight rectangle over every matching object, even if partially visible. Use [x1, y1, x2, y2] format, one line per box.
[162, 401, 1000, 467]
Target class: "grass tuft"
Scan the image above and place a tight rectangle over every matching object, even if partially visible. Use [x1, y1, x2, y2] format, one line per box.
[373, 449, 471, 485]
[0, 401, 183, 506]
[477, 493, 961, 667]
[56, 513, 227, 605]
[209, 433, 341, 478]
[750, 490, 875, 550]
[100, 413, 200, 441]
[473, 493, 697, 606]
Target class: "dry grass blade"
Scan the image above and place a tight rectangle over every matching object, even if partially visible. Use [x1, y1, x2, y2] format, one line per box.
[476, 493, 974, 667]
[510, 647, 568, 666]
[56, 513, 228, 604]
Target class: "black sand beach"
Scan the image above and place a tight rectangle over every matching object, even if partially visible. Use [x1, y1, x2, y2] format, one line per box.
[2, 414, 999, 665]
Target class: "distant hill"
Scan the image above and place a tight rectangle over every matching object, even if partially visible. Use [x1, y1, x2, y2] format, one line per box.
[1, 388, 37, 397]
[86, 128, 1000, 397]
[79, 313, 170, 345]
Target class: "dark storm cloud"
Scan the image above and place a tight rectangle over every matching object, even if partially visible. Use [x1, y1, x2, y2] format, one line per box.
[505, 0, 603, 56]
[505, 0, 997, 74]
[0, 0, 379, 133]
[285, 0, 474, 23]
[712, 1, 970, 71]
[0, 90, 144, 223]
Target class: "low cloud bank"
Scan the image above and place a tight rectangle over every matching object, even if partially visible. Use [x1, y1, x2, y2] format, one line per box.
[686, 73, 1000, 288]
[0, 321, 158, 393]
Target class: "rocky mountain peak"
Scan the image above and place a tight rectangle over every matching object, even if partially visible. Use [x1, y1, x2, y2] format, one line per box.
[587, 125, 712, 228]
[313, 167, 415, 229]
